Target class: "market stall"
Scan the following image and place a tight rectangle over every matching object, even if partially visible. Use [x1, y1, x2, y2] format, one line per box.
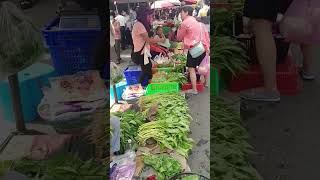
[109, 2, 210, 179]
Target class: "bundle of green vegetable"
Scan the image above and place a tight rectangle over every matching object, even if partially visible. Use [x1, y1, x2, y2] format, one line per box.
[151, 72, 187, 85]
[165, 72, 188, 85]
[0, 153, 106, 179]
[143, 153, 182, 180]
[138, 93, 193, 157]
[211, 97, 263, 180]
[113, 110, 145, 153]
[171, 54, 187, 64]
[212, 36, 248, 76]
[0, 2, 45, 80]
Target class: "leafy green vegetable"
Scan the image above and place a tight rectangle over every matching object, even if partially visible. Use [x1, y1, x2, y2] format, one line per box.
[212, 36, 248, 76]
[112, 110, 145, 154]
[165, 72, 188, 85]
[171, 54, 187, 64]
[151, 72, 187, 86]
[211, 97, 263, 180]
[143, 153, 182, 180]
[180, 175, 200, 180]
[138, 93, 194, 157]
[1, 153, 106, 179]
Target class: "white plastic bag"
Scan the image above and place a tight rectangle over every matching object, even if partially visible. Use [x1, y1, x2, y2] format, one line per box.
[0, 2, 44, 80]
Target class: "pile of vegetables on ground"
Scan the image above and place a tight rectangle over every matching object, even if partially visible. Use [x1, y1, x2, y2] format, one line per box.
[138, 93, 194, 158]
[0, 153, 106, 179]
[112, 110, 145, 153]
[110, 92, 194, 179]
[211, 97, 263, 180]
[142, 153, 182, 180]
[151, 71, 187, 85]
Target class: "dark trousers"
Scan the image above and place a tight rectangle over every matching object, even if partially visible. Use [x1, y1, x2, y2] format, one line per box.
[139, 62, 153, 86]
[114, 39, 121, 62]
[120, 26, 126, 49]
[125, 28, 133, 46]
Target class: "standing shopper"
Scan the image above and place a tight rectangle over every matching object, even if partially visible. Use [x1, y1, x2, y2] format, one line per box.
[131, 6, 165, 86]
[115, 11, 127, 50]
[239, 0, 293, 102]
[111, 12, 122, 64]
[177, 6, 210, 95]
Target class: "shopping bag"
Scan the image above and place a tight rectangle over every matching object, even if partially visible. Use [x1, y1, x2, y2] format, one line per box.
[280, 0, 320, 43]
[197, 54, 210, 76]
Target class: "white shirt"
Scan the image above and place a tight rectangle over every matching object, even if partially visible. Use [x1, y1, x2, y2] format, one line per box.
[198, 5, 209, 17]
[115, 15, 126, 27]
[124, 15, 130, 24]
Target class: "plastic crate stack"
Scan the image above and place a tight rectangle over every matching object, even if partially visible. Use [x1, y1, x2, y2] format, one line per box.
[228, 53, 302, 95]
[42, 16, 102, 75]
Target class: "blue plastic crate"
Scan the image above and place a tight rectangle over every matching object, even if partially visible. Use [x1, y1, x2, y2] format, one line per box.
[123, 66, 148, 86]
[42, 17, 102, 75]
[0, 63, 56, 123]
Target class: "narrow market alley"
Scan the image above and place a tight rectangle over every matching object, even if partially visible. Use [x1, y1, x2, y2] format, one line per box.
[112, 47, 210, 177]
[241, 44, 320, 180]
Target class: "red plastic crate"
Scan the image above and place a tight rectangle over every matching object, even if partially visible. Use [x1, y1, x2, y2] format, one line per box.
[181, 82, 204, 92]
[228, 55, 302, 95]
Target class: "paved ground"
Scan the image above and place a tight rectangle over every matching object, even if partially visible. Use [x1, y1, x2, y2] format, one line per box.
[239, 44, 320, 180]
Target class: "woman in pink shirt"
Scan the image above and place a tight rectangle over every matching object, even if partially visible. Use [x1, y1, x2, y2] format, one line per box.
[131, 6, 165, 86]
[111, 12, 121, 64]
[177, 6, 210, 95]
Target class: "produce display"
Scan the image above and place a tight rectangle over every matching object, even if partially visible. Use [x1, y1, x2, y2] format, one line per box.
[211, 97, 262, 180]
[171, 54, 187, 64]
[142, 153, 182, 180]
[138, 93, 193, 157]
[113, 110, 146, 153]
[151, 72, 187, 85]
[212, 36, 248, 76]
[0, 154, 106, 179]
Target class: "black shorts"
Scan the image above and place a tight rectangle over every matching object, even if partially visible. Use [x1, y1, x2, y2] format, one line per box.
[186, 52, 206, 68]
[244, 0, 292, 22]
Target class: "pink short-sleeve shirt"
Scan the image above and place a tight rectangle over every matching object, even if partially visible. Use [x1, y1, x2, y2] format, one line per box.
[132, 22, 150, 53]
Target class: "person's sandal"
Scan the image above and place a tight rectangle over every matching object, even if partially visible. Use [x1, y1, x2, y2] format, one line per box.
[300, 70, 315, 80]
[239, 88, 280, 102]
[185, 89, 198, 96]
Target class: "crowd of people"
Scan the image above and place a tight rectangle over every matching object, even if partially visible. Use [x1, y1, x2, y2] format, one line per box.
[110, 2, 210, 96]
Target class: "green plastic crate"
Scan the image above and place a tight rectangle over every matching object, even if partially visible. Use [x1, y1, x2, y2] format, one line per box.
[146, 82, 179, 95]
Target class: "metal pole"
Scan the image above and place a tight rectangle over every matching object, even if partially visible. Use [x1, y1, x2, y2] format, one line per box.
[8, 74, 26, 132]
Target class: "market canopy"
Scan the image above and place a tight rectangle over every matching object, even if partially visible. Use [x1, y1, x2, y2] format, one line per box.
[166, 0, 181, 6]
[151, 0, 176, 9]
[112, 0, 149, 4]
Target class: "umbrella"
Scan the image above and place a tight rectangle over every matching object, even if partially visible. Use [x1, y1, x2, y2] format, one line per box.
[151, 0, 174, 9]
[184, 0, 197, 5]
[166, 0, 181, 6]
